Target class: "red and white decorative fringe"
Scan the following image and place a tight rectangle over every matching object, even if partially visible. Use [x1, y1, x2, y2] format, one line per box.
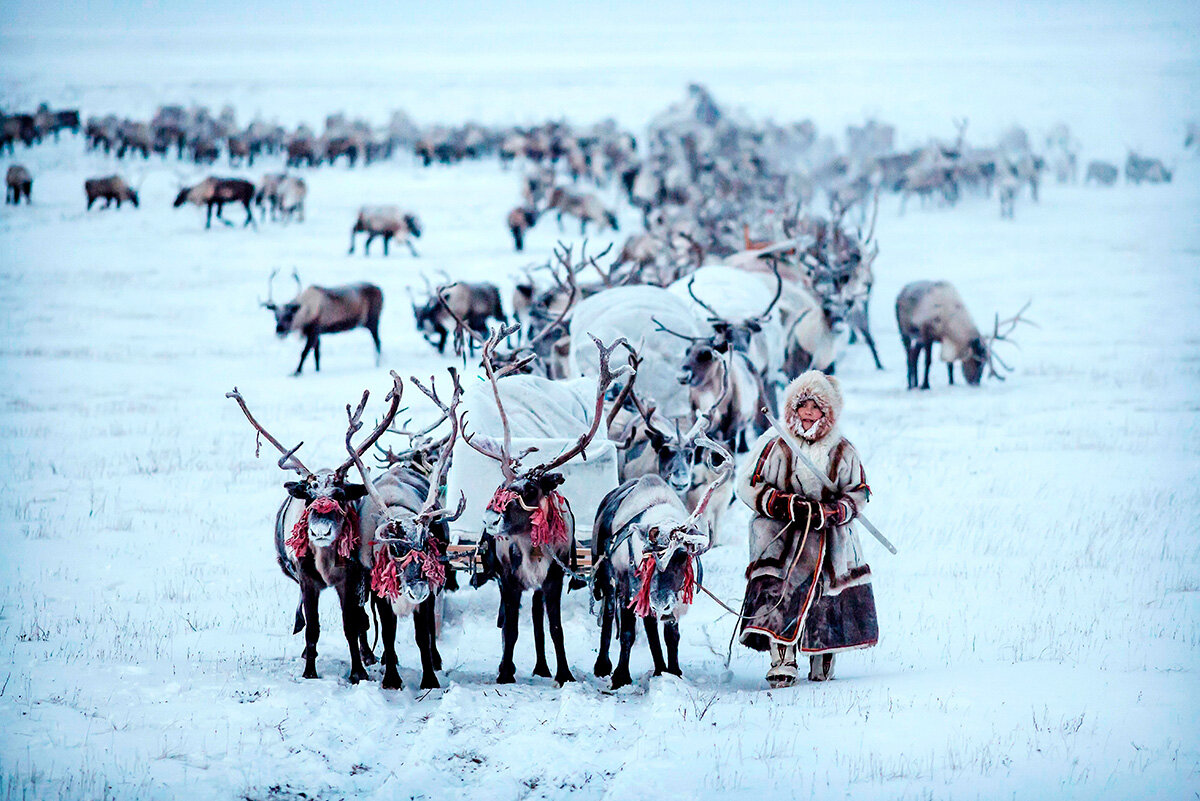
[370, 537, 445, 601]
[487, 488, 570, 548]
[629, 553, 695, 617]
[286, 496, 359, 560]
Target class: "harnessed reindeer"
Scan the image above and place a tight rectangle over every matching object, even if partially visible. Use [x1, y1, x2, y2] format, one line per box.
[463, 325, 630, 684]
[225, 373, 405, 683]
[591, 451, 731, 689]
[343, 370, 466, 690]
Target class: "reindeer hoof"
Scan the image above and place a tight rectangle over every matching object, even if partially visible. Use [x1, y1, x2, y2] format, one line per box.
[361, 650, 377, 667]
[382, 672, 403, 690]
[593, 658, 612, 677]
[302, 667, 319, 680]
[348, 668, 369, 685]
[555, 670, 575, 685]
[610, 671, 631, 690]
[497, 673, 516, 685]
[532, 662, 551, 679]
[420, 675, 441, 690]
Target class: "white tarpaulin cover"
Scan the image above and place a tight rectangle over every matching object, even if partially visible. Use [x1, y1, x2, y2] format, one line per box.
[446, 374, 618, 544]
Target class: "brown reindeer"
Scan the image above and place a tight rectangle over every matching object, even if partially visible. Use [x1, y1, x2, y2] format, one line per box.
[225, 375, 405, 683]
[173, 177, 256, 228]
[84, 175, 138, 210]
[349, 206, 422, 257]
[895, 280, 1034, 389]
[5, 165, 32, 205]
[261, 269, 383, 375]
[410, 278, 506, 356]
[507, 206, 538, 252]
[546, 186, 619, 235]
[463, 326, 630, 684]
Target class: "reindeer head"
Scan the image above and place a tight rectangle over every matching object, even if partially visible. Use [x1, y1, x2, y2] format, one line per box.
[631, 452, 731, 618]
[346, 371, 465, 606]
[227, 372, 407, 557]
[404, 213, 422, 238]
[465, 325, 629, 550]
[261, 268, 304, 337]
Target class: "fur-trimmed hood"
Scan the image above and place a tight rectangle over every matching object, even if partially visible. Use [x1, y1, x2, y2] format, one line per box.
[782, 370, 843, 441]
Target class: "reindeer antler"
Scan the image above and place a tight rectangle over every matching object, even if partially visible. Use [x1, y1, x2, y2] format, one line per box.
[686, 276, 724, 322]
[985, 300, 1037, 380]
[337, 371, 405, 478]
[535, 335, 630, 473]
[344, 393, 393, 515]
[461, 322, 521, 481]
[225, 387, 312, 477]
[409, 369, 467, 524]
[751, 259, 784, 322]
[651, 316, 705, 342]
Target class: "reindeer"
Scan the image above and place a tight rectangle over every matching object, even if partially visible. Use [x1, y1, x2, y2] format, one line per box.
[545, 186, 619, 235]
[224, 377, 406, 683]
[349, 206, 422, 257]
[261, 269, 383, 375]
[5, 165, 32, 205]
[1125, 152, 1172, 184]
[896, 280, 1033, 389]
[84, 175, 139, 210]
[173, 177, 256, 228]
[255, 173, 286, 220]
[591, 459, 730, 689]
[276, 176, 306, 223]
[463, 327, 629, 684]
[1084, 161, 1118, 186]
[410, 278, 506, 356]
[507, 206, 538, 252]
[343, 371, 465, 690]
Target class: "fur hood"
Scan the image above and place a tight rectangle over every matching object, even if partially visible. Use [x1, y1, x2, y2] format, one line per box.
[782, 370, 843, 441]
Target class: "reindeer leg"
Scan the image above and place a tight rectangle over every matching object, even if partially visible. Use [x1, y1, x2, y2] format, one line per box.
[313, 336, 321, 372]
[205, 202, 214, 229]
[383, 234, 391, 257]
[921, 344, 932, 390]
[369, 325, 382, 366]
[611, 604, 637, 690]
[348, 229, 356, 255]
[948, 363, 955, 385]
[593, 585, 614, 677]
[545, 567, 574, 684]
[531, 590, 551, 678]
[243, 199, 255, 228]
[642, 615, 667, 676]
[497, 579, 522, 684]
[663, 618, 682, 676]
[406, 238, 419, 258]
[293, 336, 312, 375]
[364, 233, 374, 256]
[378, 600, 402, 689]
[903, 339, 917, 389]
[415, 596, 440, 689]
[337, 583, 369, 684]
[300, 575, 320, 679]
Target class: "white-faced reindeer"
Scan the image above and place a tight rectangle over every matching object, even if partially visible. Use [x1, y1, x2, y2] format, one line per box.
[590, 458, 730, 689]
[225, 376, 405, 683]
[343, 370, 466, 690]
[348, 206, 422, 257]
[654, 273, 780, 452]
[261, 269, 383, 375]
[895, 280, 1034, 389]
[463, 326, 629, 684]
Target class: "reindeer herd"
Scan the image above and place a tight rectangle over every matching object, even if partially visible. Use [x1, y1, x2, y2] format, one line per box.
[6, 87, 1190, 689]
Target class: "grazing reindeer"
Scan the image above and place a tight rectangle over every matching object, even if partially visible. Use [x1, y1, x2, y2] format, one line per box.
[276, 176, 306, 223]
[224, 377, 406, 682]
[344, 370, 466, 690]
[5, 165, 32, 205]
[546, 186, 619, 235]
[255, 173, 286, 220]
[591, 459, 730, 689]
[349, 206, 422, 257]
[463, 326, 630, 684]
[173, 177, 256, 229]
[261, 269, 383, 375]
[507, 206, 538, 252]
[84, 175, 138, 210]
[1084, 161, 1118, 186]
[410, 278, 506, 356]
[1125, 152, 1172, 184]
[896, 280, 1034, 389]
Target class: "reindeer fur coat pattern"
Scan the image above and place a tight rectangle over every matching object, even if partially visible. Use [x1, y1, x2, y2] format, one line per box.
[734, 371, 878, 654]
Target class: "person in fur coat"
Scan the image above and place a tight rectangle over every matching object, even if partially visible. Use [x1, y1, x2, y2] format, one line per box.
[735, 370, 878, 688]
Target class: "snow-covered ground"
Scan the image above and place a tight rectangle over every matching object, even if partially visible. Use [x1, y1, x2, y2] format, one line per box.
[2, 4, 1199, 800]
